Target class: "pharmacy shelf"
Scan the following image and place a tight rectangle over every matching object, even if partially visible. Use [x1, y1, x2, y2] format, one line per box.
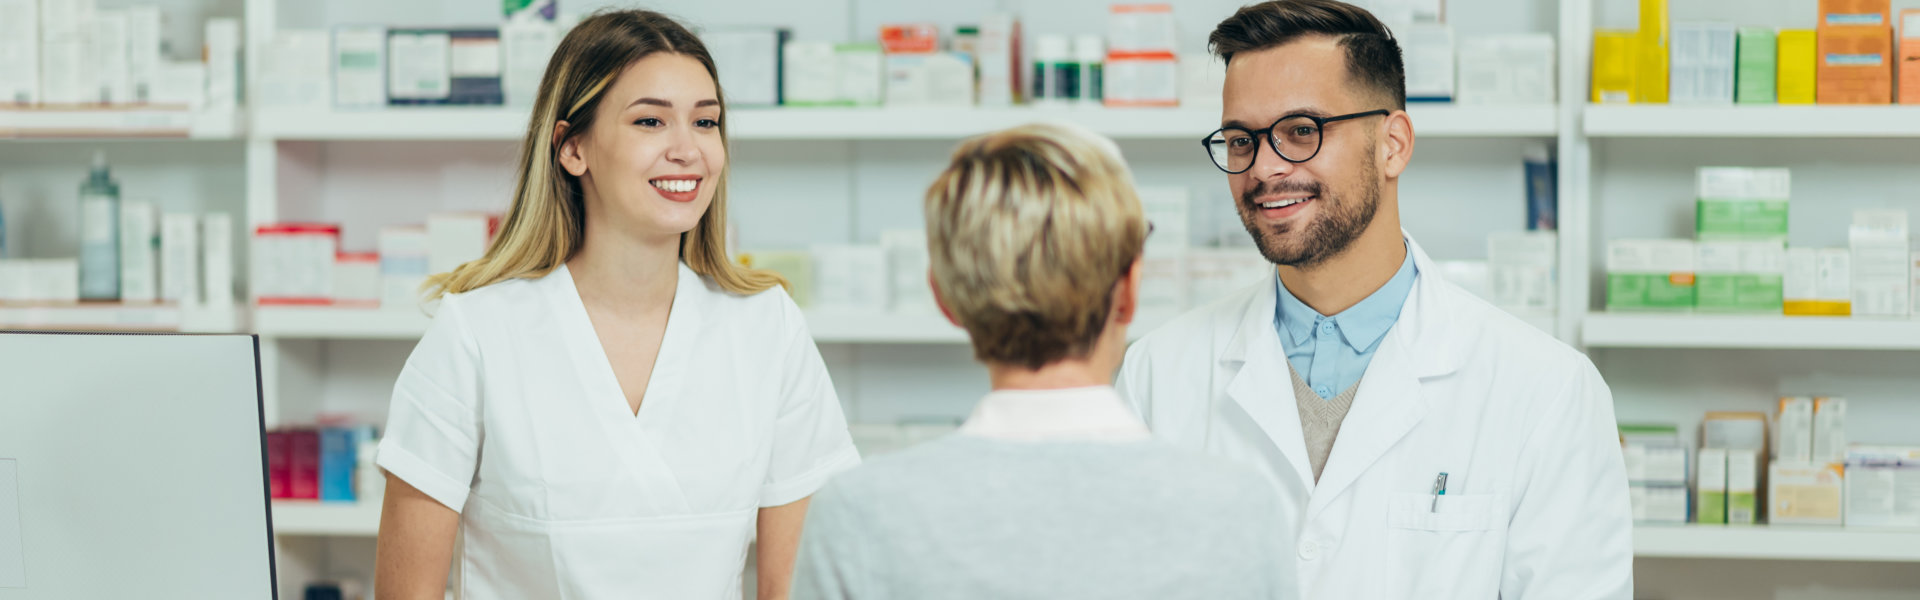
[1583, 313, 1920, 350]
[271, 500, 382, 537]
[253, 306, 433, 339]
[0, 302, 244, 333]
[1585, 105, 1920, 138]
[0, 107, 243, 140]
[251, 104, 1559, 142]
[1634, 525, 1920, 562]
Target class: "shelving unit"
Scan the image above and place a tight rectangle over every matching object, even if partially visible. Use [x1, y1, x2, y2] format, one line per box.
[271, 500, 382, 537]
[0, 107, 244, 140]
[1583, 313, 1920, 350]
[0, 303, 244, 333]
[1585, 105, 1920, 138]
[252, 104, 1560, 142]
[1634, 526, 1920, 563]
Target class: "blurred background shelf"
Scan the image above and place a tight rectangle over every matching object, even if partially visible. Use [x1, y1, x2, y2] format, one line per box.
[251, 104, 1560, 142]
[0, 303, 243, 333]
[0, 107, 243, 140]
[1634, 526, 1920, 562]
[1582, 313, 1920, 351]
[271, 500, 381, 537]
[1584, 105, 1920, 138]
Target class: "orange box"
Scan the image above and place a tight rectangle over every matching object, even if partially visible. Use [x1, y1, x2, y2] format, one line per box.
[1817, 25, 1893, 104]
[1820, 0, 1890, 28]
[879, 24, 939, 54]
[1901, 10, 1920, 103]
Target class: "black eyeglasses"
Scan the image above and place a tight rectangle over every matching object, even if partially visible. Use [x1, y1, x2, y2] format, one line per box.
[1201, 110, 1390, 174]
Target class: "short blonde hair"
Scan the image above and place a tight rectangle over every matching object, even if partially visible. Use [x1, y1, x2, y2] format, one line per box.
[925, 123, 1148, 369]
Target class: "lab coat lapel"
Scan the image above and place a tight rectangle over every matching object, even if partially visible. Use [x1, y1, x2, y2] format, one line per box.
[1305, 236, 1461, 519]
[1222, 272, 1316, 494]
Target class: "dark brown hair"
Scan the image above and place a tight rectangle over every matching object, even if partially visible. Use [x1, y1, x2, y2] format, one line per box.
[1209, 0, 1407, 109]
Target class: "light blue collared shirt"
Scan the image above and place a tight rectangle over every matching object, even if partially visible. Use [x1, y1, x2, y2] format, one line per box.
[1274, 243, 1418, 400]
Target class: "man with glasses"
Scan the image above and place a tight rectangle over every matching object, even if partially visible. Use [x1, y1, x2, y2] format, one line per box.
[1116, 1, 1632, 599]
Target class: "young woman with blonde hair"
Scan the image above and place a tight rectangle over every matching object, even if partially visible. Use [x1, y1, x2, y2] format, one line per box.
[373, 10, 859, 599]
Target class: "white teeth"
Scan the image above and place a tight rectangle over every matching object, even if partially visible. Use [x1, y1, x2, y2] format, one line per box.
[1260, 197, 1309, 209]
[652, 179, 697, 193]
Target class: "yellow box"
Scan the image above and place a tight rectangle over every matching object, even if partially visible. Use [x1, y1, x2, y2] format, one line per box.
[1594, 30, 1638, 103]
[1900, 10, 1920, 103]
[1637, 0, 1670, 103]
[1779, 30, 1819, 103]
[1817, 25, 1893, 104]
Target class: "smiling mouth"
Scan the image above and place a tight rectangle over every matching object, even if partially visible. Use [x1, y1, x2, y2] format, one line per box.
[1258, 196, 1313, 210]
[650, 178, 700, 193]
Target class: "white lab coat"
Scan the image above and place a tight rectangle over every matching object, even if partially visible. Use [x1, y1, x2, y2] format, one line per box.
[378, 263, 861, 600]
[1117, 237, 1632, 600]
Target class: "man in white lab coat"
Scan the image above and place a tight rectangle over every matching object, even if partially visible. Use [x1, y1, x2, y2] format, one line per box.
[1115, 1, 1634, 598]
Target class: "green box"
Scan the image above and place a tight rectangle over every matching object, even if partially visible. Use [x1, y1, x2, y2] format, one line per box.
[1696, 198, 1789, 240]
[1698, 490, 1729, 523]
[1696, 274, 1784, 312]
[1607, 273, 1698, 311]
[1735, 28, 1777, 104]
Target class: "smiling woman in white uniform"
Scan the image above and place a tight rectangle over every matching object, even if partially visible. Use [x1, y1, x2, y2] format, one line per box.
[371, 10, 861, 600]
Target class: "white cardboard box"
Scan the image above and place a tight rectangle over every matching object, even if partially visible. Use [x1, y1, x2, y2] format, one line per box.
[118, 200, 157, 303]
[202, 213, 234, 306]
[426, 214, 493, 276]
[160, 213, 200, 305]
[333, 27, 388, 109]
[1770, 462, 1844, 526]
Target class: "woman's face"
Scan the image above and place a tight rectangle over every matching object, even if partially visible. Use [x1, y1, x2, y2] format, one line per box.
[560, 52, 726, 242]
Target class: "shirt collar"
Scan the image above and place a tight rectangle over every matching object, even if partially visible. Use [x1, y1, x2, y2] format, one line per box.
[1273, 241, 1419, 354]
[958, 386, 1152, 442]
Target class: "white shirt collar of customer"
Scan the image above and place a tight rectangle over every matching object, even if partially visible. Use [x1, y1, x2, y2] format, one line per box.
[958, 385, 1152, 442]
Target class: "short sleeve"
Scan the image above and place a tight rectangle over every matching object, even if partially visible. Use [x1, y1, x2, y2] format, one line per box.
[759, 295, 861, 507]
[376, 297, 484, 512]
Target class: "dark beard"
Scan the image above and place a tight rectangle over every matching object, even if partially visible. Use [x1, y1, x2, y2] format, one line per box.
[1237, 159, 1381, 269]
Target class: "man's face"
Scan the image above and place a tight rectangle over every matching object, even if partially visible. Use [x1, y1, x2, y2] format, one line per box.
[1221, 37, 1384, 269]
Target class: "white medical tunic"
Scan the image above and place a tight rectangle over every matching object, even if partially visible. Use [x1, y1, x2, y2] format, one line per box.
[378, 263, 862, 600]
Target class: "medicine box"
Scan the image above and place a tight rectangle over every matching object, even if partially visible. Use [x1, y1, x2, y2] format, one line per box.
[1901, 10, 1920, 103]
[1607, 239, 1696, 311]
[706, 29, 787, 107]
[1770, 462, 1845, 525]
[0, 259, 78, 304]
[1638, 0, 1671, 103]
[501, 19, 559, 107]
[448, 29, 505, 105]
[427, 213, 497, 276]
[1456, 35, 1556, 105]
[1702, 411, 1769, 452]
[838, 43, 885, 107]
[1489, 232, 1557, 313]
[252, 223, 341, 305]
[1670, 22, 1737, 104]
[1696, 448, 1729, 524]
[879, 23, 938, 54]
[1844, 446, 1920, 528]
[0, 0, 37, 104]
[160, 214, 200, 305]
[1785, 248, 1853, 316]
[260, 30, 332, 110]
[333, 27, 388, 109]
[1631, 484, 1690, 524]
[206, 18, 242, 110]
[388, 29, 453, 104]
[1814, 397, 1848, 463]
[884, 52, 974, 107]
[1727, 450, 1760, 524]
[1736, 28, 1778, 103]
[1778, 30, 1820, 103]
[118, 200, 158, 304]
[1849, 209, 1910, 317]
[1696, 167, 1790, 241]
[1776, 396, 1814, 463]
[976, 13, 1021, 106]
[332, 253, 381, 308]
[1104, 51, 1178, 107]
[1817, 9, 1894, 105]
[1108, 4, 1177, 53]
[1821, 0, 1891, 27]
[880, 230, 934, 315]
[1592, 30, 1638, 103]
[738, 250, 813, 308]
[1695, 241, 1784, 313]
[1402, 24, 1455, 102]
[810, 244, 888, 313]
[203, 213, 234, 306]
[1625, 442, 1689, 484]
[378, 226, 428, 310]
[783, 41, 841, 106]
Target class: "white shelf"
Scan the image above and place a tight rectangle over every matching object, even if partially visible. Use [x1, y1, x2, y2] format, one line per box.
[0, 303, 244, 333]
[1634, 525, 1920, 562]
[1583, 313, 1920, 350]
[1585, 105, 1920, 138]
[0, 107, 242, 140]
[251, 104, 1558, 142]
[271, 500, 381, 537]
[253, 306, 433, 339]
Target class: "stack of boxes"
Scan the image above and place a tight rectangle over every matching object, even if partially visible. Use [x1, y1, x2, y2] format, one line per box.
[1697, 411, 1767, 525]
[267, 422, 380, 503]
[1770, 397, 1849, 526]
[1847, 209, 1910, 318]
[1592, 0, 1920, 104]
[1622, 424, 1690, 523]
[1607, 168, 1789, 314]
[252, 214, 496, 311]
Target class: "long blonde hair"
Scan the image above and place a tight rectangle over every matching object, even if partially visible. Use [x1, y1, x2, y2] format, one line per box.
[425, 9, 784, 301]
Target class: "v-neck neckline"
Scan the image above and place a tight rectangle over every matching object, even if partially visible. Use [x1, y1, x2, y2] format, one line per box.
[555, 262, 694, 423]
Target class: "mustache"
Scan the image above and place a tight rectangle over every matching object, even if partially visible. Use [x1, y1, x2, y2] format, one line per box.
[1241, 180, 1323, 205]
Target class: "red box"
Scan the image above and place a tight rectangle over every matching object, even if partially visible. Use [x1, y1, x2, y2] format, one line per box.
[287, 429, 321, 500]
[880, 24, 939, 54]
[266, 431, 290, 499]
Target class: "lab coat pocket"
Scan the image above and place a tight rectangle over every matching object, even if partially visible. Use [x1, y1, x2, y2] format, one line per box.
[1385, 492, 1508, 599]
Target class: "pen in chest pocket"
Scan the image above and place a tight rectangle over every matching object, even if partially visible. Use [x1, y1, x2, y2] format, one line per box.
[1431, 472, 1448, 512]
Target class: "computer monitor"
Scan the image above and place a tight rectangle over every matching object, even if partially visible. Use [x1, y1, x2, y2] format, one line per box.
[0, 332, 275, 599]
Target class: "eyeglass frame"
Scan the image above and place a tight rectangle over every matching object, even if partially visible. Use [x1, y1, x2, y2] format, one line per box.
[1200, 109, 1392, 174]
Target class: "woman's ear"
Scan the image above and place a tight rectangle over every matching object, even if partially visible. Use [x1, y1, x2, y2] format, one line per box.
[555, 121, 588, 177]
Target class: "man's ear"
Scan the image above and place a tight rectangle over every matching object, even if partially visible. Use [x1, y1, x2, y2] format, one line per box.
[929, 271, 961, 328]
[555, 120, 588, 177]
[1112, 259, 1143, 326]
[1379, 109, 1414, 180]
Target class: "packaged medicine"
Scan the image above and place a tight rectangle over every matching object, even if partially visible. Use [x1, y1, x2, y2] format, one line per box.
[206, 19, 243, 110]
[332, 253, 381, 308]
[881, 230, 934, 315]
[738, 251, 813, 308]
[1030, 35, 1075, 106]
[378, 226, 428, 310]
[0, 0, 38, 104]
[251, 224, 340, 305]
[1402, 24, 1455, 102]
[1702, 411, 1768, 451]
[448, 29, 505, 105]
[1624, 442, 1689, 484]
[976, 13, 1022, 106]
[1457, 35, 1556, 104]
[1488, 232, 1556, 313]
[1727, 450, 1760, 524]
[1776, 396, 1814, 463]
[1696, 448, 1728, 524]
[261, 30, 332, 109]
[1606, 239, 1696, 311]
[837, 43, 885, 107]
[1778, 30, 1819, 103]
[1844, 446, 1920, 528]
[1592, 30, 1637, 103]
[118, 200, 158, 304]
[1104, 51, 1178, 107]
[333, 27, 388, 109]
[1695, 241, 1784, 313]
[1631, 484, 1690, 524]
[160, 214, 200, 305]
[885, 52, 974, 107]
[1638, 0, 1671, 103]
[1736, 27, 1778, 103]
[783, 41, 841, 106]
[501, 19, 560, 107]
[1696, 167, 1790, 241]
[127, 6, 161, 102]
[1770, 462, 1845, 525]
[203, 213, 234, 306]
[879, 24, 938, 54]
[1901, 10, 1920, 103]
[705, 29, 787, 107]
[1785, 248, 1852, 315]
[1669, 22, 1736, 104]
[90, 9, 132, 104]
[1108, 4, 1177, 53]
[388, 30, 453, 104]
[427, 213, 497, 275]
[810, 244, 888, 313]
[1849, 209, 1909, 317]
[1813, 397, 1848, 463]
